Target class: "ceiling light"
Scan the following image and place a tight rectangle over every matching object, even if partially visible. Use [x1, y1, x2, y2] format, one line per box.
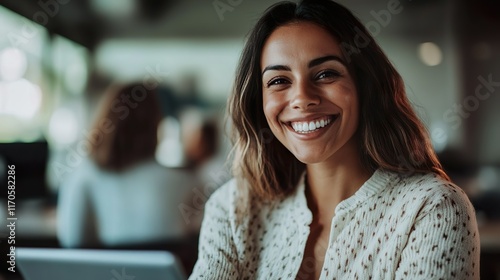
[418, 42, 442, 66]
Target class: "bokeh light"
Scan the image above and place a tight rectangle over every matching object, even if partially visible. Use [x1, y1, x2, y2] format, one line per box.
[0, 47, 28, 81]
[418, 42, 443, 66]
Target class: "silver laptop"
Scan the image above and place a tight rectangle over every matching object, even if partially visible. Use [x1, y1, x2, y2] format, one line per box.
[17, 248, 187, 280]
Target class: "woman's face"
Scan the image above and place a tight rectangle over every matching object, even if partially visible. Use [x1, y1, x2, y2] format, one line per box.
[261, 21, 360, 165]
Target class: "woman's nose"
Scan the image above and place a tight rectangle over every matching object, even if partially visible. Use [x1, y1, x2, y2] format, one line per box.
[290, 81, 320, 110]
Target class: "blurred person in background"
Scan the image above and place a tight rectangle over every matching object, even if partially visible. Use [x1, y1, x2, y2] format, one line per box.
[57, 83, 200, 248]
[182, 113, 218, 170]
[180, 109, 226, 182]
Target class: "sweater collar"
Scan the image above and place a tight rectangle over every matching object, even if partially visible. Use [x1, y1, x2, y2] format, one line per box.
[292, 168, 397, 224]
[334, 168, 397, 213]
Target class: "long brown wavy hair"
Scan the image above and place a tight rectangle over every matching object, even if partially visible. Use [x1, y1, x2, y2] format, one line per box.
[89, 83, 161, 172]
[228, 0, 449, 200]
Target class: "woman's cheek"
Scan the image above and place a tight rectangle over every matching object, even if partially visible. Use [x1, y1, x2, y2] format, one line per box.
[263, 95, 280, 119]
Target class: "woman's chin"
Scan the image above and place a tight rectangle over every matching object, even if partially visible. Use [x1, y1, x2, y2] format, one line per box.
[290, 150, 329, 165]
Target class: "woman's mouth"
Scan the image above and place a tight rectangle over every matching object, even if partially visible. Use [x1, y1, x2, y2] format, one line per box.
[288, 115, 339, 134]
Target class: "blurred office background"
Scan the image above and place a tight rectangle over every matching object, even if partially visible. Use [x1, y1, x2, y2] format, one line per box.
[0, 0, 499, 279]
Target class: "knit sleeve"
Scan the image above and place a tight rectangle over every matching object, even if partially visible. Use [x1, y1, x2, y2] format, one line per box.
[189, 184, 239, 279]
[394, 183, 480, 279]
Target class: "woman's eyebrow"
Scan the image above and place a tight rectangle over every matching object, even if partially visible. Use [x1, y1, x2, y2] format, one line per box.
[261, 55, 346, 76]
[261, 65, 291, 76]
[308, 55, 346, 68]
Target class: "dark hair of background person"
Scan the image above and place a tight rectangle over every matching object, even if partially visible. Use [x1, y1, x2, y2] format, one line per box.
[196, 121, 218, 164]
[184, 120, 219, 168]
[89, 83, 162, 172]
[228, 0, 449, 200]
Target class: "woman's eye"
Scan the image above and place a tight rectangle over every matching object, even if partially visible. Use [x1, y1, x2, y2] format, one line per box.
[316, 70, 341, 80]
[267, 77, 290, 88]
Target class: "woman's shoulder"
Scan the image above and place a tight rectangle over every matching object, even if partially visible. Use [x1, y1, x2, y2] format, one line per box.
[397, 171, 468, 197]
[205, 177, 287, 225]
[205, 178, 250, 213]
[386, 170, 474, 216]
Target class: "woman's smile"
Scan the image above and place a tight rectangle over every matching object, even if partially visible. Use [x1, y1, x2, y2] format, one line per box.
[287, 114, 338, 134]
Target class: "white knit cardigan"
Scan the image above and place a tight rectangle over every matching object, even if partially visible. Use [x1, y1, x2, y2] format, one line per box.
[189, 169, 480, 279]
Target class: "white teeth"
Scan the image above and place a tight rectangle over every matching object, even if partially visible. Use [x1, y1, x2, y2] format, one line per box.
[309, 122, 316, 130]
[290, 116, 335, 133]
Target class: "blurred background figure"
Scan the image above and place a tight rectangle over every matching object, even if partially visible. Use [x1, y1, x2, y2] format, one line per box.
[56, 83, 200, 248]
[180, 108, 222, 175]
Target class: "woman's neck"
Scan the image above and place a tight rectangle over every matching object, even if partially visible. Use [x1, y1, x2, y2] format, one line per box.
[305, 138, 373, 221]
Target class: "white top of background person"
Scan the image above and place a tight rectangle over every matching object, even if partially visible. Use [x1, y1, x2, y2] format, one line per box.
[57, 83, 200, 247]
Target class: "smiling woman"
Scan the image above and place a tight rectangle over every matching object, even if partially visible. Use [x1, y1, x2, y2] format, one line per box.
[189, 0, 480, 279]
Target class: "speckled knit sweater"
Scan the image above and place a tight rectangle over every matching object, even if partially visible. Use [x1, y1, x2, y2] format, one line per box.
[190, 169, 480, 279]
